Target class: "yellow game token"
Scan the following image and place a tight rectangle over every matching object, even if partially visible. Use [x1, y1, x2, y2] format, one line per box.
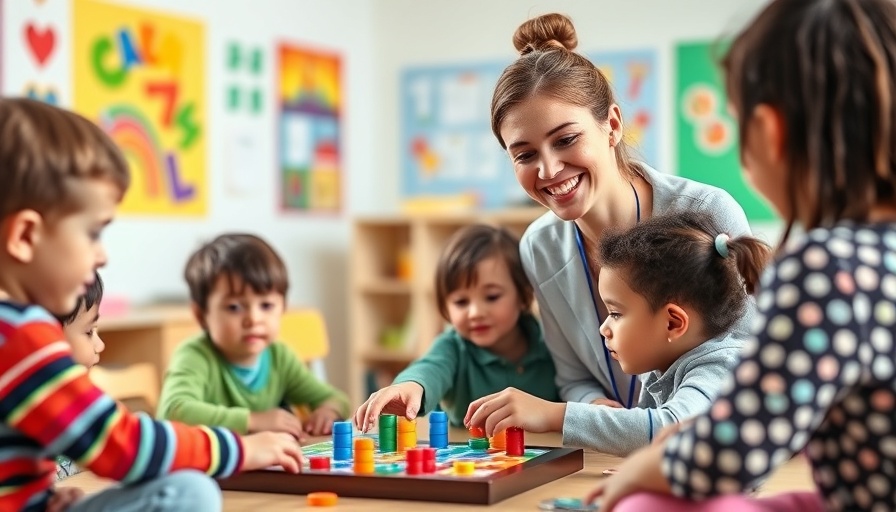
[307, 492, 338, 506]
[454, 460, 475, 475]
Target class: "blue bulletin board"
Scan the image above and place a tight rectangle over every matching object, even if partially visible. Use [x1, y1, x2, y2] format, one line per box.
[399, 50, 660, 209]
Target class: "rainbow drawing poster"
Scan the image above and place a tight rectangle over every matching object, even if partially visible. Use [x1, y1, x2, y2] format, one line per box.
[73, 0, 207, 217]
[277, 43, 342, 213]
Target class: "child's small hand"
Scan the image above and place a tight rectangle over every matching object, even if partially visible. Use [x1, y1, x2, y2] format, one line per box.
[353, 382, 424, 432]
[304, 405, 341, 436]
[248, 408, 307, 442]
[584, 442, 670, 511]
[47, 486, 84, 512]
[241, 431, 306, 473]
[464, 387, 566, 437]
[590, 398, 624, 408]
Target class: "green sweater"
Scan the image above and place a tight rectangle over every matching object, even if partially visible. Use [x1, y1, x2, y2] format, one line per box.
[157, 334, 350, 433]
[393, 313, 558, 426]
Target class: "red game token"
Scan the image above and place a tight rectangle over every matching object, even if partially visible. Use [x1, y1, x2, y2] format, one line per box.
[406, 448, 424, 463]
[506, 427, 524, 456]
[308, 456, 330, 470]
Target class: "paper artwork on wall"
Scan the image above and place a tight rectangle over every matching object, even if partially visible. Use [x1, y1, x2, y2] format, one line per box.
[73, 0, 207, 217]
[277, 43, 342, 213]
[225, 41, 264, 116]
[588, 49, 660, 171]
[399, 50, 659, 209]
[675, 41, 775, 221]
[1, 0, 69, 105]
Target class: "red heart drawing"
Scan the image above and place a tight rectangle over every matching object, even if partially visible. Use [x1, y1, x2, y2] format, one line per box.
[25, 23, 56, 66]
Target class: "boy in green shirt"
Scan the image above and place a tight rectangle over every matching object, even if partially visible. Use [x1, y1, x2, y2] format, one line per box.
[354, 224, 559, 428]
[158, 233, 349, 439]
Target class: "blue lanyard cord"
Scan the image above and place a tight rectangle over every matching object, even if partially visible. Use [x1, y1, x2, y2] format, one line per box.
[573, 181, 640, 409]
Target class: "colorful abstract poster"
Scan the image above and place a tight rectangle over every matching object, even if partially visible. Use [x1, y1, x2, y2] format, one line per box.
[277, 43, 342, 213]
[399, 50, 659, 209]
[400, 62, 520, 209]
[73, 0, 206, 217]
[675, 41, 775, 221]
[589, 49, 659, 171]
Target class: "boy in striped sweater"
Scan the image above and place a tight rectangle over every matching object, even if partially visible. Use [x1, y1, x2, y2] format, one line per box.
[0, 98, 304, 512]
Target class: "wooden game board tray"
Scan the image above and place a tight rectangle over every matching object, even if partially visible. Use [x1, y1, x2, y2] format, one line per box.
[217, 446, 584, 504]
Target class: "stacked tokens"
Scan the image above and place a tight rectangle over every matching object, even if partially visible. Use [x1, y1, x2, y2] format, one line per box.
[397, 417, 416, 452]
[405, 447, 437, 475]
[468, 425, 489, 451]
[353, 437, 375, 473]
[308, 456, 331, 470]
[428, 411, 448, 449]
[378, 414, 397, 453]
[506, 426, 524, 456]
[490, 429, 507, 450]
[332, 421, 352, 461]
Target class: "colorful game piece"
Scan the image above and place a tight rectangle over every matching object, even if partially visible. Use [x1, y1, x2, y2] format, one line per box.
[468, 425, 485, 438]
[453, 460, 475, 475]
[538, 497, 597, 511]
[468, 437, 490, 451]
[421, 447, 437, 473]
[308, 456, 331, 470]
[307, 491, 338, 506]
[353, 437, 375, 473]
[332, 421, 353, 461]
[379, 414, 397, 453]
[506, 427, 524, 456]
[428, 411, 449, 449]
[490, 429, 507, 450]
[397, 417, 417, 451]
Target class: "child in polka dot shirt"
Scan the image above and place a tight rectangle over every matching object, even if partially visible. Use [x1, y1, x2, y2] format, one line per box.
[585, 0, 896, 511]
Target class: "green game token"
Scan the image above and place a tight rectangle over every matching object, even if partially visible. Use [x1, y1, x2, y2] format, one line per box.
[379, 414, 397, 427]
[375, 463, 404, 475]
[468, 437, 490, 450]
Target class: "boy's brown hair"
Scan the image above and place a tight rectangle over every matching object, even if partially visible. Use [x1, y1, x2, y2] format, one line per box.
[434, 224, 533, 321]
[0, 98, 130, 222]
[184, 233, 289, 312]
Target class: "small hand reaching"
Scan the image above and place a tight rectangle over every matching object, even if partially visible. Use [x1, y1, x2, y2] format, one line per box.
[241, 431, 306, 473]
[248, 408, 307, 442]
[353, 382, 424, 432]
[304, 404, 342, 436]
[464, 387, 565, 437]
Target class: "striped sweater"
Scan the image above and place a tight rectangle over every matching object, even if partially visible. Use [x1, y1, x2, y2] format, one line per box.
[0, 301, 244, 511]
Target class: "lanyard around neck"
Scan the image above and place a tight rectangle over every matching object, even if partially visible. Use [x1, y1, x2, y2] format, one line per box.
[574, 181, 640, 409]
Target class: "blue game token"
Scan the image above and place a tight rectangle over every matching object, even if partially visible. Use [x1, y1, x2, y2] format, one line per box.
[332, 421, 352, 434]
[429, 411, 448, 423]
[538, 498, 598, 511]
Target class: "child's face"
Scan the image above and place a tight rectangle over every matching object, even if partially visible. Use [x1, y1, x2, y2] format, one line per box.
[199, 274, 285, 366]
[15, 179, 117, 315]
[445, 255, 525, 351]
[62, 302, 105, 368]
[597, 267, 671, 375]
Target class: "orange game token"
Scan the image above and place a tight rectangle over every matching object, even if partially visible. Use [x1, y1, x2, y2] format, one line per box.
[307, 492, 338, 506]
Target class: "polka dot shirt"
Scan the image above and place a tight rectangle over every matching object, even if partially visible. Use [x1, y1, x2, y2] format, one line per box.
[663, 223, 896, 511]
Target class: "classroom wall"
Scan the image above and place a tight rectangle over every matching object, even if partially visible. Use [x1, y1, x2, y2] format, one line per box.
[2, 0, 778, 395]
[372, 0, 781, 241]
[2, 0, 378, 391]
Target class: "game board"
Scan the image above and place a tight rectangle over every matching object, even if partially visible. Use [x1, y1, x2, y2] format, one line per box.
[218, 435, 584, 504]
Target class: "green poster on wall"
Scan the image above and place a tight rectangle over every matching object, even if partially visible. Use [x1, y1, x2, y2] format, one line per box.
[675, 41, 775, 221]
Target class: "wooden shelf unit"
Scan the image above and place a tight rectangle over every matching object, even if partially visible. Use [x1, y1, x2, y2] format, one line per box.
[348, 207, 546, 406]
